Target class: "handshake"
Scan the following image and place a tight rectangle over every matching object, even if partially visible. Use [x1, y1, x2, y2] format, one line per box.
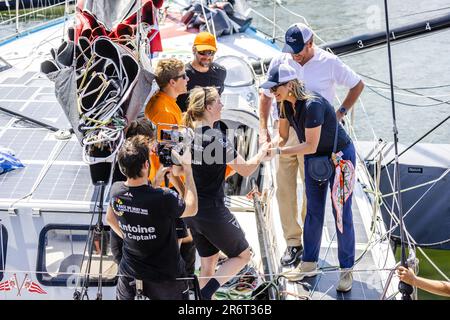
[258, 141, 281, 162]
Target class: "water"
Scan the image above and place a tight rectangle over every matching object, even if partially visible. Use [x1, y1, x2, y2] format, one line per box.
[249, 0, 450, 300]
[248, 0, 450, 146]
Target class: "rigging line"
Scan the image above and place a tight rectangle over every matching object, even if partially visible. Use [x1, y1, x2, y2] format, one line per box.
[383, 0, 411, 287]
[366, 85, 450, 107]
[1, 267, 397, 280]
[364, 82, 450, 91]
[380, 167, 450, 249]
[377, 153, 415, 249]
[368, 86, 450, 99]
[7, 139, 70, 209]
[385, 117, 449, 167]
[381, 169, 450, 198]
[78, 214, 98, 299]
[389, 234, 450, 247]
[314, 6, 450, 33]
[416, 246, 450, 281]
[73, 194, 100, 295]
[378, 154, 449, 232]
[378, 182, 450, 248]
[199, 0, 211, 34]
[0, 106, 60, 132]
[360, 72, 450, 107]
[274, 2, 329, 45]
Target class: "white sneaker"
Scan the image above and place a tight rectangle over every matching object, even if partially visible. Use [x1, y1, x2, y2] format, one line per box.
[284, 261, 318, 282]
[336, 269, 353, 292]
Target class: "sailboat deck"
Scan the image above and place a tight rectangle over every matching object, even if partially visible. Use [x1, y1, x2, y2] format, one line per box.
[0, 8, 400, 300]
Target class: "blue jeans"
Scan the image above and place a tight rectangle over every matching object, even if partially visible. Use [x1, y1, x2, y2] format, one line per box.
[302, 142, 356, 268]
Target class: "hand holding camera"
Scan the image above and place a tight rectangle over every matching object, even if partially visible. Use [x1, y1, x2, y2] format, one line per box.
[156, 124, 193, 167]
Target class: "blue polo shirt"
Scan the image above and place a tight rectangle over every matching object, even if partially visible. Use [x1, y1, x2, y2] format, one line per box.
[281, 93, 351, 157]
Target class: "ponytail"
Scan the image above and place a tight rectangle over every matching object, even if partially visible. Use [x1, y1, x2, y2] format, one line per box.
[182, 109, 195, 129]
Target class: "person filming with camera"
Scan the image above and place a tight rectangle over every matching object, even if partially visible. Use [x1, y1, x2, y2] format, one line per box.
[106, 135, 198, 300]
[174, 86, 270, 300]
[261, 64, 356, 292]
[145, 57, 191, 246]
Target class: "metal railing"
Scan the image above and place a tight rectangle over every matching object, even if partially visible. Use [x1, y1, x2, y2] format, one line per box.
[0, 0, 75, 45]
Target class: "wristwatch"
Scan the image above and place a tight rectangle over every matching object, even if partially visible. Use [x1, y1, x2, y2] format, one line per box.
[338, 106, 348, 115]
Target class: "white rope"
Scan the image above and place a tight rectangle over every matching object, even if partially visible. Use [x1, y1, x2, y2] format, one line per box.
[7, 140, 70, 209]
[199, 0, 211, 34]
[382, 169, 449, 198]
[416, 247, 450, 281]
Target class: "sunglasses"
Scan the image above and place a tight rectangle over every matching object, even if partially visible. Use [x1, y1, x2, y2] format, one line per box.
[173, 73, 187, 80]
[197, 50, 215, 56]
[270, 82, 288, 93]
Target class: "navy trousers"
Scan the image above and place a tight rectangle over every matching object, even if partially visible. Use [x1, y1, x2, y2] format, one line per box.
[302, 142, 356, 269]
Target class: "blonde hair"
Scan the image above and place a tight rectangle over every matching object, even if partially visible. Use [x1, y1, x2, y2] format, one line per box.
[183, 86, 220, 128]
[154, 58, 184, 89]
[280, 79, 315, 118]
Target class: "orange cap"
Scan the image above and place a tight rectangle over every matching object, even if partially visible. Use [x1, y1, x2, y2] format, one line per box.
[193, 32, 217, 52]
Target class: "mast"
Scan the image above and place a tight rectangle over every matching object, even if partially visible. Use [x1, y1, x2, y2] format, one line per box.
[383, 0, 413, 301]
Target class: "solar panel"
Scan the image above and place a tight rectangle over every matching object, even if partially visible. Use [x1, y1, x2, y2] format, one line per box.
[0, 164, 43, 200]
[0, 71, 71, 130]
[31, 163, 94, 202]
[54, 139, 83, 162]
[0, 111, 11, 126]
[0, 114, 94, 203]
[0, 128, 57, 161]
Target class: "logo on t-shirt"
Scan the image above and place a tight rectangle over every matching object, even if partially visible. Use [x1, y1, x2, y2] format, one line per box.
[113, 197, 149, 216]
[113, 197, 124, 216]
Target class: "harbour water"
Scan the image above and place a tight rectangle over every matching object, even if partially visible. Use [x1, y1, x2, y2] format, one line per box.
[250, 0, 450, 300]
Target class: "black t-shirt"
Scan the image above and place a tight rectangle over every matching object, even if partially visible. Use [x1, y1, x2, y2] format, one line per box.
[283, 93, 351, 157]
[191, 125, 237, 205]
[177, 62, 227, 112]
[109, 182, 186, 281]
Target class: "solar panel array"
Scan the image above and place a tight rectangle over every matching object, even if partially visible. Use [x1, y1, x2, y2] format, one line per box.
[0, 69, 94, 205]
[0, 70, 70, 130]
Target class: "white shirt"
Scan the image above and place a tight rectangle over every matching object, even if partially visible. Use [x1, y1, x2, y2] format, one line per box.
[264, 47, 361, 119]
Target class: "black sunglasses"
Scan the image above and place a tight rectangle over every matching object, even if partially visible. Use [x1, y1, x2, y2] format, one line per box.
[172, 73, 187, 80]
[197, 50, 215, 56]
[270, 82, 288, 93]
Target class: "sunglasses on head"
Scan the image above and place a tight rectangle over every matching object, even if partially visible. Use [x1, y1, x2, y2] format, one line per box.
[173, 73, 187, 80]
[197, 50, 215, 56]
[270, 82, 288, 93]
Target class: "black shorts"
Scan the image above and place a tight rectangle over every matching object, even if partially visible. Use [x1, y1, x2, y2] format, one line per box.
[176, 218, 188, 239]
[116, 276, 189, 300]
[186, 206, 249, 258]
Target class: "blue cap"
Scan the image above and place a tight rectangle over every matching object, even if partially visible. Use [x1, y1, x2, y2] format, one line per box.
[282, 23, 313, 54]
[260, 63, 297, 89]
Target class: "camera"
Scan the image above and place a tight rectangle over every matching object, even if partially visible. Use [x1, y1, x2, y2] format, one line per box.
[156, 124, 191, 167]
